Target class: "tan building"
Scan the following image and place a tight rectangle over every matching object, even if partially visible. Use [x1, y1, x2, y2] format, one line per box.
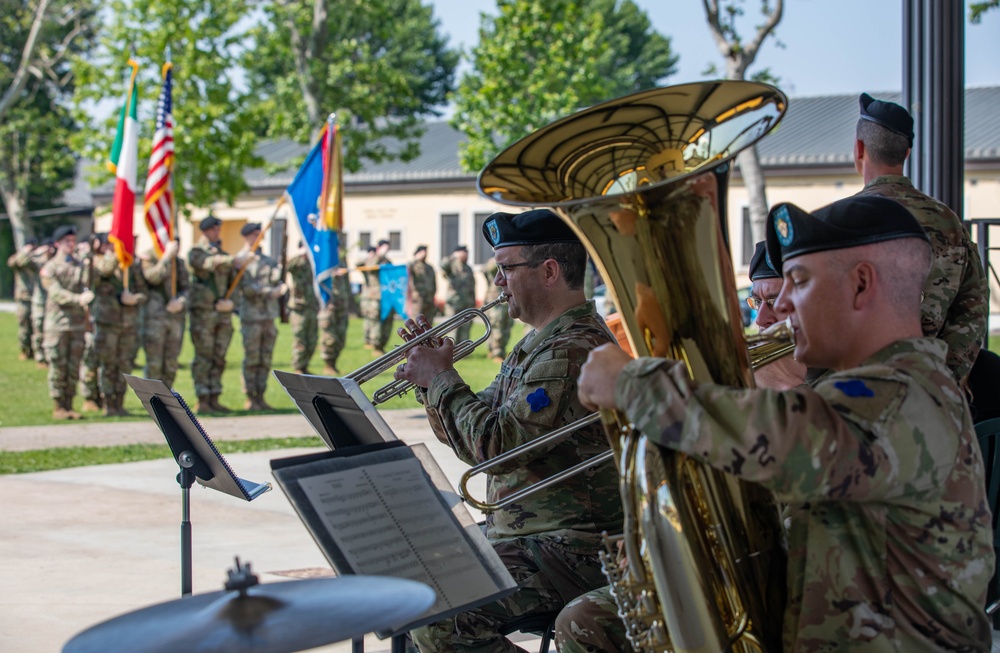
[92, 87, 1000, 322]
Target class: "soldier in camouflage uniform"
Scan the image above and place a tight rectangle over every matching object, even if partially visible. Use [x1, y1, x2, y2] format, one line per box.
[319, 266, 353, 376]
[286, 246, 318, 374]
[188, 215, 245, 414]
[406, 245, 437, 323]
[92, 234, 148, 417]
[38, 225, 94, 420]
[440, 245, 476, 344]
[78, 235, 105, 413]
[853, 93, 988, 383]
[30, 239, 54, 367]
[482, 257, 512, 361]
[235, 223, 287, 410]
[6, 237, 41, 360]
[571, 196, 994, 653]
[360, 240, 393, 353]
[140, 239, 188, 388]
[394, 210, 623, 653]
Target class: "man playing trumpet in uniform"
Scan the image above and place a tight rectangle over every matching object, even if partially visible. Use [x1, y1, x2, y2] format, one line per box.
[394, 209, 623, 653]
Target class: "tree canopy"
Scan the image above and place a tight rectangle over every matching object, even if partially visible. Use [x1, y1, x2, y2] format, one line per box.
[1, 0, 97, 246]
[450, 0, 678, 172]
[243, 0, 459, 172]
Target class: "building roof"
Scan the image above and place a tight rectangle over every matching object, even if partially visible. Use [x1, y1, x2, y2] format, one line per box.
[85, 86, 1000, 205]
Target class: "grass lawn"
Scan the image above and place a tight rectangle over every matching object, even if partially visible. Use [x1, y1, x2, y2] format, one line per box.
[0, 311, 529, 428]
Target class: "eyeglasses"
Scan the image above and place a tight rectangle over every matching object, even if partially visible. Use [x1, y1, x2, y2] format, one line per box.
[746, 296, 777, 311]
[495, 259, 547, 280]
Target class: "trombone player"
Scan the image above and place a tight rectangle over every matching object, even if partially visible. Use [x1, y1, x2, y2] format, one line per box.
[394, 209, 624, 653]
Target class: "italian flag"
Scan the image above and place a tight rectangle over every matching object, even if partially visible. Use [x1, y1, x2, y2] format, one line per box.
[107, 59, 140, 270]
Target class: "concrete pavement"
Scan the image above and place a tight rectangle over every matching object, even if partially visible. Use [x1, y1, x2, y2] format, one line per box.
[0, 408, 506, 653]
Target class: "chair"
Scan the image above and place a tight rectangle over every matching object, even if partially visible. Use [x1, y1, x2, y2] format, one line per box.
[499, 612, 559, 653]
[975, 417, 1000, 628]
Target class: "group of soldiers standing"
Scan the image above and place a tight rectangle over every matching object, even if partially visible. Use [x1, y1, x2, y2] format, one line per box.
[8, 218, 520, 420]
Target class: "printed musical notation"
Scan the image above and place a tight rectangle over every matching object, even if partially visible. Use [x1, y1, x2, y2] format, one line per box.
[298, 457, 497, 612]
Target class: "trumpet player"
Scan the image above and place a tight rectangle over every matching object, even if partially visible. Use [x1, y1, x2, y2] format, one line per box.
[576, 196, 993, 652]
[394, 209, 624, 653]
[748, 241, 808, 390]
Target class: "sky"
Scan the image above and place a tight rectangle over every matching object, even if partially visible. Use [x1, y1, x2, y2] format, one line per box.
[428, 0, 1000, 99]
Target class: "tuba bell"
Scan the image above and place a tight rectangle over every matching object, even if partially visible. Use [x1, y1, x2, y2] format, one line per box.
[479, 81, 789, 652]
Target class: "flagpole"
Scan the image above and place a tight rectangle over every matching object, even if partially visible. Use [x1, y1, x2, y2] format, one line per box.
[162, 54, 177, 297]
[223, 196, 287, 300]
[121, 56, 140, 293]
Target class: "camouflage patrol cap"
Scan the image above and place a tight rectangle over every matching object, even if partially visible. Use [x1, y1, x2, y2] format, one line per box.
[482, 209, 577, 249]
[199, 215, 222, 231]
[240, 222, 261, 236]
[859, 93, 914, 145]
[766, 196, 929, 273]
[52, 225, 77, 242]
[748, 241, 780, 280]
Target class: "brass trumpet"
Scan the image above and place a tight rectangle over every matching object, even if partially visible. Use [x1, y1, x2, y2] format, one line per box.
[346, 293, 508, 405]
[460, 319, 795, 513]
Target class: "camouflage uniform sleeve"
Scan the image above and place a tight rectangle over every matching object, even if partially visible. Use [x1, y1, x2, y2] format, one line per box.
[188, 246, 232, 274]
[616, 358, 940, 503]
[439, 257, 455, 280]
[424, 349, 587, 473]
[92, 252, 118, 277]
[141, 255, 173, 285]
[39, 260, 84, 307]
[938, 240, 988, 381]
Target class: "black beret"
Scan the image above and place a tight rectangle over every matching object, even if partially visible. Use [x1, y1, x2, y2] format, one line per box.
[766, 196, 929, 274]
[413, 244, 428, 255]
[41, 237, 54, 246]
[94, 232, 109, 245]
[52, 225, 77, 242]
[200, 215, 222, 231]
[748, 241, 780, 281]
[859, 93, 914, 145]
[377, 239, 390, 247]
[482, 209, 578, 249]
[240, 222, 261, 236]
[453, 245, 468, 253]
[24, 236, 38, 246]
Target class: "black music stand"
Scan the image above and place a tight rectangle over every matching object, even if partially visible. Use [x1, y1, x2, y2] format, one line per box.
[125, 375, 271, 596]
[273, 370, 397, 449]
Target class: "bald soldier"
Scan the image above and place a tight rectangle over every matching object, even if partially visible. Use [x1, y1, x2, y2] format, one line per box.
[394, 209, 623, 653]
[571, 195, 993, 652]
[853, 93, 988, 383]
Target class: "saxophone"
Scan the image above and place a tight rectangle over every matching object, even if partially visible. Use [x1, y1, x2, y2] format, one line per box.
[479, 81, 789, 652]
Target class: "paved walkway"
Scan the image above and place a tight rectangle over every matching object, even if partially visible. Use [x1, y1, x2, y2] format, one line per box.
[0, 408, 513, 653]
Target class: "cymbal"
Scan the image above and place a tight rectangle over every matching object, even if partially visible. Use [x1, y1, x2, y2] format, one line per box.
[63, 574, 435, 653]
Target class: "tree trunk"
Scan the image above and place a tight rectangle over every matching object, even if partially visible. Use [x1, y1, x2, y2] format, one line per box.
[0, 177, 32, 248]
[737, 147, 769, 245]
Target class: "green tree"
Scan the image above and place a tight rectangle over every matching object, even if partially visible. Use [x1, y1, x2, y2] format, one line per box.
[451, 0, 678, 172]
[243, 0, 459, 171]
[71, 0, 261, 217]
[702, 0, 784, 244]
[970, 0, 999, 23]
[0, 0, 97, 247]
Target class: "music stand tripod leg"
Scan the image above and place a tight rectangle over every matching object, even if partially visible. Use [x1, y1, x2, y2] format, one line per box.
[177, 452, 196, 597]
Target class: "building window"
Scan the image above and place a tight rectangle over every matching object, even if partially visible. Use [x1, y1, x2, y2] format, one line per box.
[441, 213, 459, 258]
[474, 212, 493, 264]
[741, 207, 754, 266]
[389, 231, 401, 251]
[359, 232, 371, 252]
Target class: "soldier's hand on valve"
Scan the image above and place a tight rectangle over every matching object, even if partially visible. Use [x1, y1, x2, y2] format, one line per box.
[393, 336, 455, 389]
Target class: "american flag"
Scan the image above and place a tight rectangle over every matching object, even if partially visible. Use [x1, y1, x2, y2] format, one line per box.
[143, 63, 174, 256]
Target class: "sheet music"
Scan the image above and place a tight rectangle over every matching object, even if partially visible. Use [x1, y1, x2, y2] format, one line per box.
[298, 457, 497, 612]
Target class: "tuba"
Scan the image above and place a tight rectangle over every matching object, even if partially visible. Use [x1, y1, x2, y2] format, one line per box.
[478, 81, 788, 652]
